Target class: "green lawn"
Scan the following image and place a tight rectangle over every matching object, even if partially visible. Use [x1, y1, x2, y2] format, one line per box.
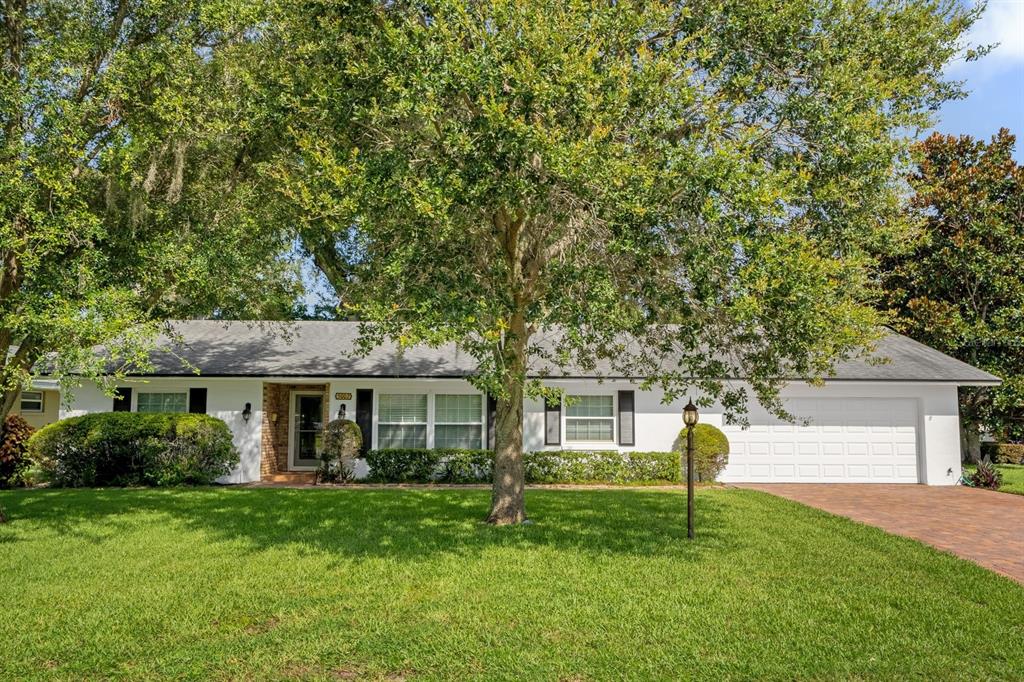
[964, 463, 1024, 495]
[1, 488, 1022, 680]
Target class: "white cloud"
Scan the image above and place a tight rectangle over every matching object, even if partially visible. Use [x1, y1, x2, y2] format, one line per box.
[963, 0, 1024, 74]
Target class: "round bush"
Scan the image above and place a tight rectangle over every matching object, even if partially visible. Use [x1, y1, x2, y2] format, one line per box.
[318, 419, 363, 483]
[674, 423, 730, 482]
[28, 412, 239, 487]
[0, 414, 34, 488]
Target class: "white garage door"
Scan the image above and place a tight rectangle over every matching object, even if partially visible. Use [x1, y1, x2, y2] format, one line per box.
[719, 398, 920, 483]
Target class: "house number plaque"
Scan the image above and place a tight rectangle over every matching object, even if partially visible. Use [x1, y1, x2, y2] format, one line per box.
[335, 392, 352, 400]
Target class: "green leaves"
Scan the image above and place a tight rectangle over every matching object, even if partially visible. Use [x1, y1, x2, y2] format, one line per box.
[880, 130, 1024, 443]
[0, 0, 299, 415]
[269, 0, 972, 427]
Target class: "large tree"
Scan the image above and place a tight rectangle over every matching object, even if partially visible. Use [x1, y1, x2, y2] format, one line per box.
[879, 130, 1024, 462]
[0, 0, 299, 419]
[267, 0, 976, 523]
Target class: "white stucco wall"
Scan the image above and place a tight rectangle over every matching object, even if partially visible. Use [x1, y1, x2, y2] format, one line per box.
[62, 376, 964, 485]
[63, 379, 263, 483]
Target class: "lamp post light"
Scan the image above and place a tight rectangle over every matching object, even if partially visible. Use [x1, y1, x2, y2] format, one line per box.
[682, 399, 699, 539]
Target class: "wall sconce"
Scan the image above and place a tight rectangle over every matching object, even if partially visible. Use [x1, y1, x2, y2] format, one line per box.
[338, 403, 347, 420]
[270, 412, 278, 424]
[242, 402, 252, 423]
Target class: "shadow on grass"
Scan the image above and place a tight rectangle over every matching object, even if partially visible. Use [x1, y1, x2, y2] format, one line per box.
[0, 486, 742, 563]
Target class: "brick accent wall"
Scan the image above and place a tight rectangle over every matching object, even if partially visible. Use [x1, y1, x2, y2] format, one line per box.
[260, 383, 329, 481]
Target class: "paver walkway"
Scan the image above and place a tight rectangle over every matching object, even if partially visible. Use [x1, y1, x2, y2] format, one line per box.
[737, 483, 1024, 584]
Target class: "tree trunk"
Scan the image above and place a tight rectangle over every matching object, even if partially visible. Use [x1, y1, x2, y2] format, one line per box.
[487, 313, 528, 525]
[961, 422, 983, 464]
[488, 383, 526, 525]
[0, 389, 16, 424]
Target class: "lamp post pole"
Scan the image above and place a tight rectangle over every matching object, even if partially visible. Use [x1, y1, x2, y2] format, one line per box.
[687, 421, 694, 539]
[682, 399, 699, 540]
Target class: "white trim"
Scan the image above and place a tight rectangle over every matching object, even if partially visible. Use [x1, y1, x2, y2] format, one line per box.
[373, 387, 487, 450]
[433, 393, 486, 450]
[563, 393, 616, 446]
[376, 392, 429, 449]
[288, 390, 324, 471]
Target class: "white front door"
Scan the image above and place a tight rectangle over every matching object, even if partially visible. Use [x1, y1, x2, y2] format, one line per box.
[719, 398, 920, 483]
[289, 392, 324, 470]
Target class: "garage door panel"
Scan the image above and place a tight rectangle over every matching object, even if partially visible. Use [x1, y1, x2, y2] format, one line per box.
[847, 464, 870, 478]
[720, 398, 920, 483]
[798, 464, 821, 477]
[822, 464, 845, 478]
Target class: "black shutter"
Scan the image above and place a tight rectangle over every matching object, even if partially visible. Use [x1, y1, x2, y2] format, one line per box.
[355, 389, 373, 455]
[486, 395, 497, 450]
[617, 390, 635, 446]
[112, 387, 132, 412]
[188, 388, 208, 414]
[544, 397, 561, 446]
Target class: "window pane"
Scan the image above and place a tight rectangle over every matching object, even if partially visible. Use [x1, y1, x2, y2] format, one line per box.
[566, 395, 613, 418]
[435, 394, 482, 423]
[19, 391, 43, 413]
[137, 392, 187, 414]
[566, 418, 614, 441]
[378, 424, 427, 448]
[435, 424, 482, 449]
[379, 394, 427, 423]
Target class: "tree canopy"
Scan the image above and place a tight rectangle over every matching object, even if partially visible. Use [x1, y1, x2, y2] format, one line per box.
[264, 0, 977, 523]
[0, 0, 299, 418]
[880, 129, 1024, 460]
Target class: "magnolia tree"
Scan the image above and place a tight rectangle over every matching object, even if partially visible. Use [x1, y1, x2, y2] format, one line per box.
[880, 130, 1024, 461]
[267, 0, 976, 523]
[0, 0, 298, 419]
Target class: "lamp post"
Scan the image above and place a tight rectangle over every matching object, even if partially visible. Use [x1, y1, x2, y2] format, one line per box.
[682, 399, 699, 539]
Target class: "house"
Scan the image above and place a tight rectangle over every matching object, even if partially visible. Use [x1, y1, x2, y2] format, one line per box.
[58, 320, 999, 485]
[9, 381, 61, 430]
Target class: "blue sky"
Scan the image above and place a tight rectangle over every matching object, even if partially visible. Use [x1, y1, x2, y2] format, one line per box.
[936, 0, 1024, 159]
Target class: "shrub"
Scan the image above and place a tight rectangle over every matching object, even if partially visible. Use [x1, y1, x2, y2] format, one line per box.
[437, 449, 493, 483]
[523, 450, 679, 484]
[364, 448, 444, 483]
[0, 415, 34, 488]
[318, 419, 363, 483]
[966, 461, 1003, 490]
[28, 412, 239, 487]
[981, 442, 1024, 465]
[364, 448, 681, 484]
[673, 423, 730, 482]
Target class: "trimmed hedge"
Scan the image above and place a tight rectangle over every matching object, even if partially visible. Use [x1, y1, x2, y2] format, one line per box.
[364, 448, 685, 484]
[981, 442, 1024, 465]
[29, 412, 239, 487]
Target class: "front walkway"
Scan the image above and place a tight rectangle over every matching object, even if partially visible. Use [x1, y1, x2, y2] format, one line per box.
[737, 484, 1024, 584]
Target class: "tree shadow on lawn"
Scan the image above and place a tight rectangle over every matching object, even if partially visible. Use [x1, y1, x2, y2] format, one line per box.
[0, 486, 743, 564]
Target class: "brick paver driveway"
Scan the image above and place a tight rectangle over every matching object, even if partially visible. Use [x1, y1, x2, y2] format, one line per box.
[736, 484, 1024, 584]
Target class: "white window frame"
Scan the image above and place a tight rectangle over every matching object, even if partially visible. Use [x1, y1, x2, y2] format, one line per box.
[564, 394, 616, 444]
[19, 390, 44, 413]
[433, 393, 485, 450]
[377, 393, 429, 449]
[135, 391, 189, 414]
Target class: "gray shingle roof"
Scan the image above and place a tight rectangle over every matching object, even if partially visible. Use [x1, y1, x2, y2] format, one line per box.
[131, 320, 1000, 384]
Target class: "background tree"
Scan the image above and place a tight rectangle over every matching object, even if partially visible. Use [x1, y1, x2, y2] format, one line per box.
[879, 129, 1024, 462]
[0, 0, 299, 420]
[266, 0, 976, 523]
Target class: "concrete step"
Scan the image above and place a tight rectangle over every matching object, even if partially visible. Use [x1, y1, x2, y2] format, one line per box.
[263, 472, 317, 484]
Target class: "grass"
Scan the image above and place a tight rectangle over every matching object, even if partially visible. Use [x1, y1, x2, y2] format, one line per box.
[1, 487, 1022, 681]
[964, 463, 1024, 495]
